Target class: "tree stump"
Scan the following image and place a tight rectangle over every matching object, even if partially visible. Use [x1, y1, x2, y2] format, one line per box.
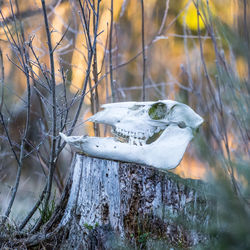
[41, 153, 210, 249]
[3, 153, 211, 249]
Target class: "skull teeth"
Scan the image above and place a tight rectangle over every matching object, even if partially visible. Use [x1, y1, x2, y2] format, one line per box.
[128, 137, 145, 146]
[114, 128, 148, 140]
[112, 127, 157, 146]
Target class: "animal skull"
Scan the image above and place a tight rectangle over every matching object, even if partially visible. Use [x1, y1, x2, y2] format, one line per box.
[60, 100, 203, 170]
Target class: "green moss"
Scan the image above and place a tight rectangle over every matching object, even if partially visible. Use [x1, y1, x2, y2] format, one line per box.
[83, 223, 94, 230]
[83, 222, 99, 231]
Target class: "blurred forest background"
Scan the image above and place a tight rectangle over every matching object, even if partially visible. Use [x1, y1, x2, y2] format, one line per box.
[0, 0, 249, 248]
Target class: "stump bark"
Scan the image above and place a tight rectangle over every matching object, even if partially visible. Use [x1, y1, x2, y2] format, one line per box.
[3, 154, 211, 249]
[48, 153, 210, 249]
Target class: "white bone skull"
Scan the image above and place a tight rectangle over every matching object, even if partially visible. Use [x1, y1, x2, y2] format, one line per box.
[60, 100, 203, 170]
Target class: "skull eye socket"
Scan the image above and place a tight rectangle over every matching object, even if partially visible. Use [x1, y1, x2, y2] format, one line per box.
[148, 102, 167, 120]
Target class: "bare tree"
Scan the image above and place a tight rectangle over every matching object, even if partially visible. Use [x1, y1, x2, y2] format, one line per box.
[0, 0, 102, 232]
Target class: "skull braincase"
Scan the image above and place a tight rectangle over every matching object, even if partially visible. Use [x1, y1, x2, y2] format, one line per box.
[60, 100, 203, 170]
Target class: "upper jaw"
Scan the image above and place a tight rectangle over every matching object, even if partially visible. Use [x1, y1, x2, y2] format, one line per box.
[87, 101, 204, 147]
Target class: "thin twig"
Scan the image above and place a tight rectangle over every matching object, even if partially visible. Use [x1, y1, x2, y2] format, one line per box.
[140, 0, 146, 101]
[2, 0, 32, 222]
[243, 0, 250, 83]
[0, 49, 4, 112]
[109, 0, 116, 102]
[32, 0, 58, 232]
[158, 0, 170, 36]
[51, 23, 71, 54]
[92, 0, 100, 136]
[196, 2, 220, 112]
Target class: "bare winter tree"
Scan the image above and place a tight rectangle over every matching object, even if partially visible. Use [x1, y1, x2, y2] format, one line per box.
[0, 0, 102, 232]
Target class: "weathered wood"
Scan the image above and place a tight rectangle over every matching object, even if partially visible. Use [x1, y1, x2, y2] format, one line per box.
[0, 153, 211, 249]
[53, 153, 211, 249]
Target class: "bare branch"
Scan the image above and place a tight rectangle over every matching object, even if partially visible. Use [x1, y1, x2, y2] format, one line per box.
[0, 49, 4, 112]
[31, 0, 58, 232]
[109, 0, 116, 102]
[140, 0, 146, 101]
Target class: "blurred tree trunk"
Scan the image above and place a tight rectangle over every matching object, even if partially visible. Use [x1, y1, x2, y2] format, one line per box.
[16, 154, 211, 249]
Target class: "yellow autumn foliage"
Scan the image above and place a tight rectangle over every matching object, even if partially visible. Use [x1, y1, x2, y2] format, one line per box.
[179, 0, 215, 31]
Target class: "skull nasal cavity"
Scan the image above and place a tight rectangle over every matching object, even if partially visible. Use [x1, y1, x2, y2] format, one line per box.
[148, 102, 167, 120]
